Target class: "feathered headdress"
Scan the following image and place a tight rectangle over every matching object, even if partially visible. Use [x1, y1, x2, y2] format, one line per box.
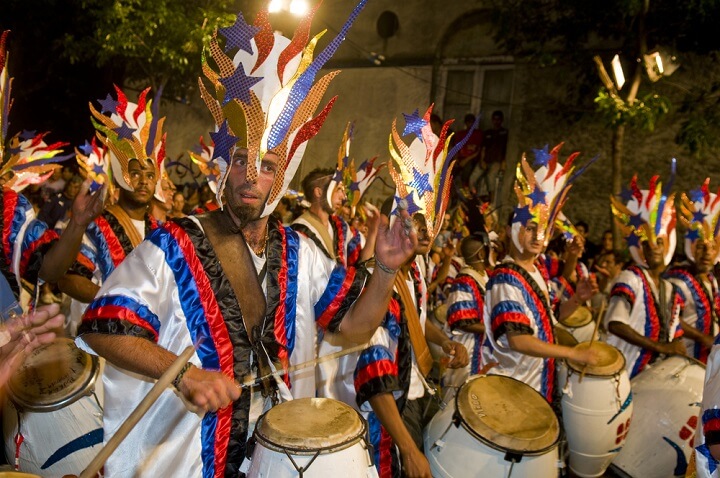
[189, 136, 219, 194]
[76, 138, 110, 193]
[387, 104, 477, 242]
[610, 160, 677, 267]
[511, 143, 596, 254]
[0, 31, 71, 191]
[327, 122, 384, 216]
[89, 85, 167, 201]
[199, 1, 368, 217]
[679, 178, 720, 264]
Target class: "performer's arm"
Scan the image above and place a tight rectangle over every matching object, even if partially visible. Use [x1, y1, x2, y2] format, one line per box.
[58, 275, 100, 303]
[678, 319, 714, 348]
[339, 209, 417, 343]
[82, 333, 240, 412]
[607, 321, 686, 355]
[368, 393, 432, 478]
[358, 203, 379, 263]
[425, 319, 468, 368]
[426, 242, 455, 295]
[39, 179, 105, 284]
[507, 332, 598, 364]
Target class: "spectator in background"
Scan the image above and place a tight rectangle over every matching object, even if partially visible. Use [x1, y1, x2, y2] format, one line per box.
[168, 191, 186, 219]
[41, 167, 67, 198]
[38, 175, 83, 229]
[575, 220, 599, 264]
[476, 110, 508, 200]
[430, 113, 443, 136]
[452, 113, 483, 192]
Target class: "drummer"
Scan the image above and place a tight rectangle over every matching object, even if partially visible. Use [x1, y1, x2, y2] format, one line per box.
[353, 106, 470, 478]
[605, 170, 686, 379]
[443, 232, 492, 386]
[482, 144, 598, 404]
[665, 178, 720, 363]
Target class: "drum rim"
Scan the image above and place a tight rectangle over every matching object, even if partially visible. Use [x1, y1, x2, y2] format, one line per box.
[557, 306, 593, 329]
[8, 342, 100, 412]
[454, 375, 560, 455]
[253, 403, 368, 455]
[565, 342, 626, 377]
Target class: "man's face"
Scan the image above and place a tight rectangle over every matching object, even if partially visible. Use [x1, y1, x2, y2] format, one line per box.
[414, 214, 432, 255]
[491, 115, 503, 129]
[603, 232, 613, 251]
[64, 180, 81, 200]
[329, 183, 346, 213]
[576, 225, 588, 238]
[160, 179, 175, 211]
[225, 148, 277, 226]
[641, 237, 665, 269]
[518, 221, 544, 256]
[123, 159, 158, 207]
[693, 239, 716, 273]
[172, 192, 185, 213]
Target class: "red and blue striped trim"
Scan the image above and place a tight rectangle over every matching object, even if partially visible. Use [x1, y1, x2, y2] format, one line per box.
[272, 226, 299, 383]
[610, 282, 636, 305]
[368, 412, 397, 478]
[149, 223, 234, 478]
[667, 268, 713, 361]
[314, 264, 356, 330]
[489, 264, 555, 401]
[83, 295, 161, 341]
[447, 276, 483, 329]
[626, 266, 661, 377]
[19, 220, 57, 280]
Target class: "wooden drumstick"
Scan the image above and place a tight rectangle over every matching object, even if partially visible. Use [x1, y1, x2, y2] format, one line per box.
[579, 301, 606, 383]
[79, 345, 195, 478]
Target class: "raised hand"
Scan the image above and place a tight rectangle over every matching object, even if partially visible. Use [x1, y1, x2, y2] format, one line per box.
[72, 179, 107, 227]
[374, 203, 418, 272]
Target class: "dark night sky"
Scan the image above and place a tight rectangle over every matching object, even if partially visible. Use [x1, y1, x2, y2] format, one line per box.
[2, 2, 120, 150]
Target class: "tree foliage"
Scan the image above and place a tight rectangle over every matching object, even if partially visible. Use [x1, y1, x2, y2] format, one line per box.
[61, 0, 241, 98]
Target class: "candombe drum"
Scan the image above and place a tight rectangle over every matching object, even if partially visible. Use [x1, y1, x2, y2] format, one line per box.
[559, 342, 633, 477]
[3, 338, 104, 477]
[556, 306, 596, 344]
[247, 397, 377, 477]
[424, 375, 560, 478]
[554, 326, 579, 347]
[0, 472, 41, 477]
[429, 302, 449, 361]
[610, 355, 705, 478]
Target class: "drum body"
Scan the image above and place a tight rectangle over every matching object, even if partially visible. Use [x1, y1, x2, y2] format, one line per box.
[424, 375, 560, 478]
[556, 306, 596, 344]
[559, 342, 633, 477]
[2, 339, 104, 477]
[610, 355, 705, 478]
[248, 398, 376, 478]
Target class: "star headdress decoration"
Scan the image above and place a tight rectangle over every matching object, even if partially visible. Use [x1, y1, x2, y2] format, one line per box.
[198, 0, 369, 217]
[678, 177, 720, 264]
[76, 138, 110, 193]
[511, 143, 598, 254]
[324, 122, 385, 216]
[189, 136, 220, 194]
[0, 31, 73, 192]
[89, 85, 167, 201]
[610, 159, 677, 267]
[387, 104, 479, 242]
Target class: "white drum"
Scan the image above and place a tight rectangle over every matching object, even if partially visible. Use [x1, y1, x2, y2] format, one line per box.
[556, 306, 597, 344]
[247, 398, 377, 477]
[3, 338, 104, 477]
[559, 342, 633, 477]
[610, 355, 705, 478]
[424, 375, 560, 478]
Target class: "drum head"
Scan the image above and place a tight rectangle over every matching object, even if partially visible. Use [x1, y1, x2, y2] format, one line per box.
[433, 303, 448, 325]
[255, 398, 365, 454]
[566, 342, 625, 376]
[554, 327, 578, 346]
[559, 306, 593, 328]
[8, 338, 98, 412]
[456, 375, 559, 454]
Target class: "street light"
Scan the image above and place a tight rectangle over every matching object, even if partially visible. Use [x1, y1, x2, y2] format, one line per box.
[268, 0, 309, 16]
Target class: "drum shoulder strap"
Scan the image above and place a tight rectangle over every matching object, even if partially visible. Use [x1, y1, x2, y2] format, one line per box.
[297, 211, 336, 260]
[394, 272, 433, 377]
[105, 204, 143, 248]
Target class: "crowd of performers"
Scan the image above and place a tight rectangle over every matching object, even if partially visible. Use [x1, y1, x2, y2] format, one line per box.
[3, 2, 720, 478]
